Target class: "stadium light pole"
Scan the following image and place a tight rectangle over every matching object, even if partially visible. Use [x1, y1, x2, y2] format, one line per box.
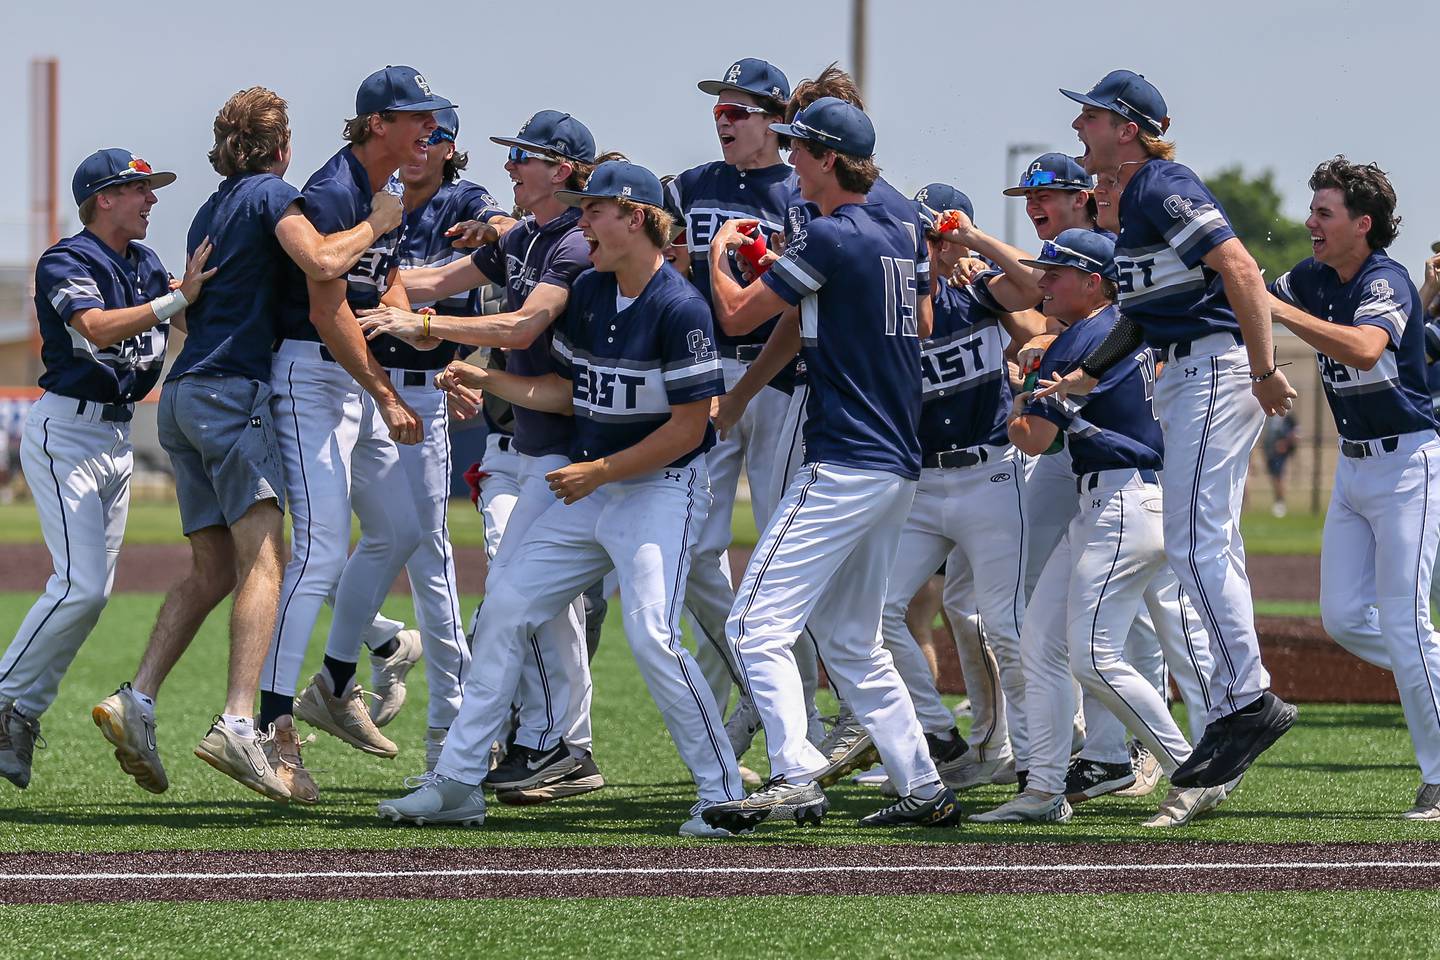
[1004, 142, 1047, 245]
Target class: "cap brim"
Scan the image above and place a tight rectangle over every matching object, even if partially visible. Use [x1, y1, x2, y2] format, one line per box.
[388, 96, 457, 113]
[488, 136, 588, 163]
[1059, 87, 1108, 111]
[1002, 182, 1087, 197]
[1018, 258, 1056, 270]
[92, 170, 177, 196]
[697, 80, 751, 97]
[553, 189, 593, 208]
[768, 122, 805, 140]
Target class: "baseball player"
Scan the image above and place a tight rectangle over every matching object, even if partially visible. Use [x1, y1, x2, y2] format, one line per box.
[701, 98, 961, 832]
[1041, 70, 1298, 789]
[665, 57, 796, 725]
[0, 149, 192, 790]
[90, 88, 410, 801]
[362, 111, 607, 802]
[975, 229, 1222, 826]
[1269, 157, 1440, 820]
[257, 66, 447, 801]
[379, 160, 741, 836]
[350, 105, 513, 774]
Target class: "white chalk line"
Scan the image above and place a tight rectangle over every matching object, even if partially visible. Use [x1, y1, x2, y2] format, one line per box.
[3, 860, 1440, 883]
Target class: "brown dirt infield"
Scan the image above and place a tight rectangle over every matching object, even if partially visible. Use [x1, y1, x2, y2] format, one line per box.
[1, 841, 1437, 904]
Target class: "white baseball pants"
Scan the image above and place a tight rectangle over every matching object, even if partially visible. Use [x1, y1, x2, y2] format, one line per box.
[939, 561, 1008, 753]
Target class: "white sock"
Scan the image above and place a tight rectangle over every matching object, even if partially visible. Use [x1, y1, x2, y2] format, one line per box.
[910, 781, 943, 801]
[223, 714, 256, 739]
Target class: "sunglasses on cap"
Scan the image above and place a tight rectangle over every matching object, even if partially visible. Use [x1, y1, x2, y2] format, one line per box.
[713, 103, 770, 123]
[1039, 240, 1105, 272]
[427, 129, 456, 146]
[507, 146, 559, 165]
[88, 157, 154, 189]
[1018, 168, 1090, 190]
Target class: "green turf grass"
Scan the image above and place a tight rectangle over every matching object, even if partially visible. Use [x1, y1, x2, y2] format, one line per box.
[0, 591, 1429, 854]
[4, 892, 1438, 959]
[0, 500, 1325, 553]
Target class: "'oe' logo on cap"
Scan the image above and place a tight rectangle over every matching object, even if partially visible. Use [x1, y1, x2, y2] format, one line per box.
[415, 74, 432, 95]
[726, 63, 743, 83]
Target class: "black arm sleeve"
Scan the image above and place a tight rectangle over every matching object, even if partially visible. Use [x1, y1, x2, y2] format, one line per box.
[1079, 312, 1145, 379]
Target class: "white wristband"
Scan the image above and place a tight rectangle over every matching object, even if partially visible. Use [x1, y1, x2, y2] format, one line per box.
[150, 289, 189, 321]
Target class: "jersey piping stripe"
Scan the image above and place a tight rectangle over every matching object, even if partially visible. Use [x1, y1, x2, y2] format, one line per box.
[526, 632, 556, 750]
[1004, 465, 1027, 637]
[0, 419, 71, 686]
[665, 468, 737, 800]
[1185, 356, 1240, 716]
[434, 405, 469, 698]
[1177, 583, 1215, 715]
[970, 614, 1001, 751]
[268, 363, 313, 697]
[1412, 447, 1440, 737]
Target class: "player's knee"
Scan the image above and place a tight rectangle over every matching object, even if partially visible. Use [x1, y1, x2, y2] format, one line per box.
[1068, 647, 1111, 693]
[64, 577, 112, 618]
[1320, 596, 1370, 643]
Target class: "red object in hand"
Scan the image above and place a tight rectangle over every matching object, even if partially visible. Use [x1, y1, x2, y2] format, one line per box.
[736, 223, 770, 276]
[936, 210, 962, 234]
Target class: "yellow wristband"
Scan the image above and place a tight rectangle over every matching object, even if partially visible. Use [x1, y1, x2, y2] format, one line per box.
[423, 314, 431, 338]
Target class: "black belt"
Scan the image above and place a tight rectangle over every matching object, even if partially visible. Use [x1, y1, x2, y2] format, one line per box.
[76, 399, 134, 423]
[1076, 467, 1159, 493]
[496, 434, 513, 452]
[1341, 436, 1399, 459]
[403, 371, 428, 387]
[318, 345, 335, 363]
[923, 446, 992, 469]
[1157, 332, 1241, 364]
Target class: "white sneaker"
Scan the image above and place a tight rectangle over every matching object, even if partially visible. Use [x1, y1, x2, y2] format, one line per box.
[1115, 741, 1162, 798]
[969, 791, 1072, 824]
[680, 800, 753, 838]
[369, 630, 423, 727]
[377, 772, 486, 826]
[1143, 784, 1226, 827]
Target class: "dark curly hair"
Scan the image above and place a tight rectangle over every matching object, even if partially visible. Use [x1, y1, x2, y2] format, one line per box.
[1309, 156, 1401, 250]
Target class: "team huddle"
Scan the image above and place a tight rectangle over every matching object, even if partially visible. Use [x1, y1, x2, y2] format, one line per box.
[2, 58, 1439, 837]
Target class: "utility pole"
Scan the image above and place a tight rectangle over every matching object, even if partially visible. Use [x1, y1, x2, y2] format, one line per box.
[851, 0, 867, 100]
[1004, 142, 1047, 245]
[28, 58, 60, 385]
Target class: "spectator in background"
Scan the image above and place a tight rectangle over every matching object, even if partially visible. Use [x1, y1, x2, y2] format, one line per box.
[1262, 411, 1301, 517]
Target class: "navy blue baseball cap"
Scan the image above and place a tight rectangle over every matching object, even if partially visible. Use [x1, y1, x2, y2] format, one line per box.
[555, 160, 664, 210]
[490, 110, 596, 164]
[72, 149, 176, 206]
[1060, 70, 1169, 136]
[771, 97, 875, 158]
[1020, 228, 1118, 280]
[914, 183, 973, 228]
[1003, 153, 1093, 196]
[355, 65, 455, 115]
[434, 108, 459, 138]
[697, 58, 790, 104]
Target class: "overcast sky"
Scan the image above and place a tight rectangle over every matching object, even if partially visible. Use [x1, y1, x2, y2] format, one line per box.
[4, 0, 1436, 275]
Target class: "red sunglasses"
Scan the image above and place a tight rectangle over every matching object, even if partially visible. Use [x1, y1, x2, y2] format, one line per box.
[713, 103, 770, 123]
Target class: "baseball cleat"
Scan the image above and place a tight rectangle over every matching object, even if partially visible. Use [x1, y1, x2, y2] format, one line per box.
[724, 696, 762, 759]
[700, 776, 829, 833]
[0, 705, 42, 790]
[1114, 741, 1162, 798]
[814, 710, 879, 787]
[1142, 784, 1226, 827]
[1064, 757, 1136, 804]
[484, 742, 579, 792]
[969, 791, 1073, 824]
[680, 800, 755, 838]
[497, 751, 606, 806]
[377, 772, 487, 827]
[369, 629, 423, 727]
[1171, 692, 1297, 788]
[92, 684, 168, 794]
[262, 716, 317, 804]
[937, 743, 1018, 792]
[294, 673, 398, 758]
[1403, 782, 1440, 821]
[195, 719, 291, 803]
[859, 786, 963, 828]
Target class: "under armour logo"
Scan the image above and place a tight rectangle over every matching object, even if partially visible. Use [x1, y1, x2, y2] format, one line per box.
[665, 470, 682, 481]
[249, 417, 262, 428]
[1093, 498, 1103, 509]
[726, 63, 743, 84]
[414, 74, 433, 95]
[1185, 366, 1198, 378]
[1370, 277, 1396, 303]
[688, 329, 715, 362]
[1163, 194, 1198, 222]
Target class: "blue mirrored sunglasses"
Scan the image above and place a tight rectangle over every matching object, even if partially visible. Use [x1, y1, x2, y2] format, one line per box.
[1021, 169, 1060, 188]
[508, 146, 557, 164]
[427, 129, 456, 146]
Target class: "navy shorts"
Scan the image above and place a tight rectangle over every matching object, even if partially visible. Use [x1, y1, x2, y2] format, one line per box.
[157, 375, 285, 534]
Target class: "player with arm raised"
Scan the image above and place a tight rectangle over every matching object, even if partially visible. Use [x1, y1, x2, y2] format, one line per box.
[1040, 70, 1297, 789]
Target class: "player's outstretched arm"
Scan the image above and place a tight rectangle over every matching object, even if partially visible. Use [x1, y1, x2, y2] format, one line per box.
[1269, 293, 1388, 371]
[275, 193, 403, 282]
[713, 309, 801, 437]
[401, 255, 491, 303]
[1205, 238, 1297, 414]
[545, 398, 710, 505]
[436, 361, 572, 415]
[360, 282, 569, 350]
[70, 240, 216, 348]
[939, 210, 1043, 311]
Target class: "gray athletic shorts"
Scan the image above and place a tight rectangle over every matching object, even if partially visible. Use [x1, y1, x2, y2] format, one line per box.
[157, 374, 285, 535]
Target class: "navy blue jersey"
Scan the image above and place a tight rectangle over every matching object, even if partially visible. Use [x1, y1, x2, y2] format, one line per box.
[1026, 305, 1163, 475]
[551, 264, 723, 467]
[34, 230, 171, 403]
[372, 177, 506, 372]
[665, 160, 793, 352]
[1115, 160, 1239, 347]
[918, 278, 1012, 456]
[1272, 252, 1434, 441]
[471, 207, 590, 457]
[277, 147, 404, 343]
[170, 173, 301, 382]
[763, 200, 930, 479]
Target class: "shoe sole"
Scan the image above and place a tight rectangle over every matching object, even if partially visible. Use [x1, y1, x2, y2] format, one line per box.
[193, 743, 291, 803]
[704, 797, 829, 834]
[377, 806, 485, 827]
[496, 775, 606, 806]
[1066, 774, 1137, 805]
[294, 697, 398, 758]
[1177, 702, 1298, 789]
[969, 807, 1072, 824]
[815, 742, 880, 788]
[860, 798, 966, 828]
[92, 703, 167, 795]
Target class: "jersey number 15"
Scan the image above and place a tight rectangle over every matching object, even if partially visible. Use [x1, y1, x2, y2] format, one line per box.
[881, 256, 918, 337]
